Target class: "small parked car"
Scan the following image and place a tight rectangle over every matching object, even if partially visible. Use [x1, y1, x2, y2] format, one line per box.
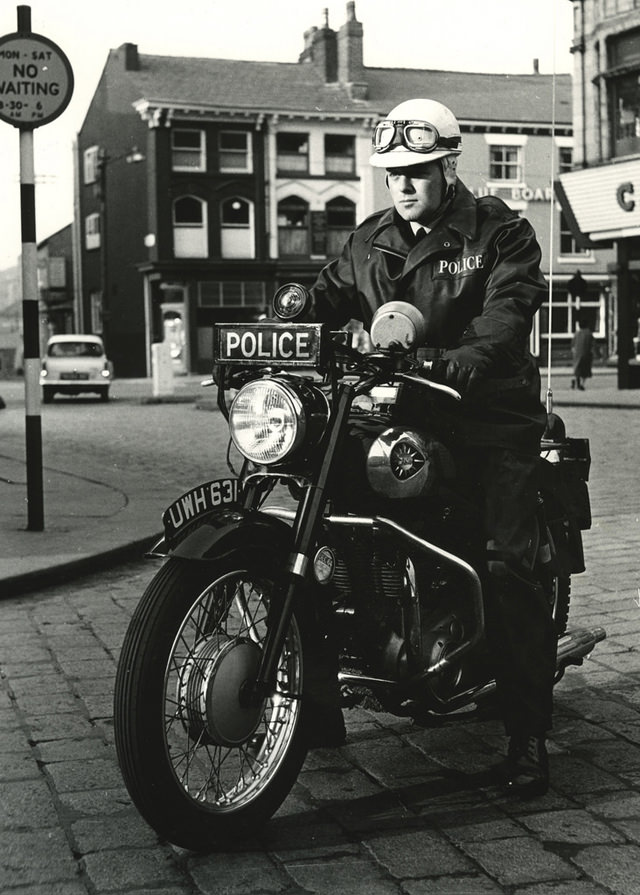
[40, 334, 114, 403]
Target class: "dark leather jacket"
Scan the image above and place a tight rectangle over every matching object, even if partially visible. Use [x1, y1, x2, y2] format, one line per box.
[310, 179, 547, 452]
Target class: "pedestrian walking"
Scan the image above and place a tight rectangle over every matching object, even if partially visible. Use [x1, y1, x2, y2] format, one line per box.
[571, 315, 594, 390]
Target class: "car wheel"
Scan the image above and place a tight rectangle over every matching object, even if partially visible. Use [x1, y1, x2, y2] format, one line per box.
[42, 387, 54, 403]
[100, 389, 110, 402]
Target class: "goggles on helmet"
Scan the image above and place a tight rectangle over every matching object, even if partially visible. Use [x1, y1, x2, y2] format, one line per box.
[372, 119, 461, 155]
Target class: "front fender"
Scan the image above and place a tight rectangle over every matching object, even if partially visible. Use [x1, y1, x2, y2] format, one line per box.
[152, 507, 293, 562]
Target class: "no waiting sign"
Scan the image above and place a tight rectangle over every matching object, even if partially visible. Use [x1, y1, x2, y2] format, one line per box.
[0, 30, 73, 128]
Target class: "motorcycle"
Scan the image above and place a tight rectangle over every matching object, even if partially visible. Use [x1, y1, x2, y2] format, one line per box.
[114, 283, 605, 851]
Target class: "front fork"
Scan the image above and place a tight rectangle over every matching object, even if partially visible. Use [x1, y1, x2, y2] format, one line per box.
[248, 381, 355, 704]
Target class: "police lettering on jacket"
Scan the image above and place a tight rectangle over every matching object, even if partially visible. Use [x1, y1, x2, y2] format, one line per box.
[437, 254, 484, 276]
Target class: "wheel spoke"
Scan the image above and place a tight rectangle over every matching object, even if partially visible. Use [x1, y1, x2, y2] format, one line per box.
[162, 569, 302, 812]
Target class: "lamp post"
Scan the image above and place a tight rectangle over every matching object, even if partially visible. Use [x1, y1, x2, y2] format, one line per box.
[94, 146, 144, 353]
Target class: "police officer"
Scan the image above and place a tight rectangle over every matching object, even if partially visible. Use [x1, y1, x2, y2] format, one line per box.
[309, 98, 557, 797]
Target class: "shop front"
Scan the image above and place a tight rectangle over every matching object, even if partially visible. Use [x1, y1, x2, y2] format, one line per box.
[558, 158, 640, 388]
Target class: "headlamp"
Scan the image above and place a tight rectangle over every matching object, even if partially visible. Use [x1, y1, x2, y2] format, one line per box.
[230, 379, 304, 465]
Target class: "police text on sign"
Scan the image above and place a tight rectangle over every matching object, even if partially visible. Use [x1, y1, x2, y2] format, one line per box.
[214, 323, 324, 367]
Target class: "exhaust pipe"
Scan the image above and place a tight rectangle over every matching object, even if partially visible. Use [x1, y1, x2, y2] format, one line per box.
[338, 625, 607, 712]
[556, 625, 606, 670]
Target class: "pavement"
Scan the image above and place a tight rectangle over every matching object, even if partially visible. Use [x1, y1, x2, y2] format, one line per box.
[2, 367, 640, 893]
[0, 365, 638, 599]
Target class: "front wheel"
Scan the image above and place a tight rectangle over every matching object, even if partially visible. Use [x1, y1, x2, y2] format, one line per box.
[114, 551, 307, 851]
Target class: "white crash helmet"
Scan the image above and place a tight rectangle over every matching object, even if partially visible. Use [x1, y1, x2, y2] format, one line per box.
[370, 98, 462, 172]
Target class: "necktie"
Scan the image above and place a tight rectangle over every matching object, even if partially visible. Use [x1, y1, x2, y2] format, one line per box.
[414, 227, 426, 244]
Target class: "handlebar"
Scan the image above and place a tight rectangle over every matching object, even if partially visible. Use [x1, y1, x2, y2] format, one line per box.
[396, 371, 462, 401]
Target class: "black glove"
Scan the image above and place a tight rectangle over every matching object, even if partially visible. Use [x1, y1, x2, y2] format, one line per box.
[442, 346, 491, 394]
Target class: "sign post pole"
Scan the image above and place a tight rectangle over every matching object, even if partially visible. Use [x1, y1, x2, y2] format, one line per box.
[20, 122, 43, 530]
[0, 5, 73, 530]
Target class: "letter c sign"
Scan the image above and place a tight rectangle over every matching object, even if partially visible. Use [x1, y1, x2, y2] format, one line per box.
[617, 181, 635, 213]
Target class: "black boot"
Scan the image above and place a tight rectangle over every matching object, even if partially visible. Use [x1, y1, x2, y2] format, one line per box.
[504, 734, 549, 798]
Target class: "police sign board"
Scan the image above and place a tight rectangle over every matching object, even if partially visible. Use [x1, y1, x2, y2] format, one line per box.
[0, 31, 73, 128]
[214, 323, 325, 367]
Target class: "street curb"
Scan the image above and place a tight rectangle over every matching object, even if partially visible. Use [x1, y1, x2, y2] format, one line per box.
[554, 400, 640, 410]
[1, 533, 162, 599]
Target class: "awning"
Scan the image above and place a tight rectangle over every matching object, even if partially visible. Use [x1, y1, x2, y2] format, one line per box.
[556, 158, 640, 242]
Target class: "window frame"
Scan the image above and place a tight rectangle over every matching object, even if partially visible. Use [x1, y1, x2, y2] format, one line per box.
[488, 144, 524, 183]
[276, 132, 310, 175]
[218, 130, 252, 173]
[220, 196, 255, 259]
[172, 195, 208, 258]
[559, 210, 591, 259]
[277, 194, 310, 257]
[85, 213, 101, 250]
[83, 146, 100, 185]
[171, 128, 206, 172]
[324, 133, 356, 176]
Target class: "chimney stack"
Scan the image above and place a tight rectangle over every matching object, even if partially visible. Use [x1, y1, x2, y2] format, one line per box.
[299, 12, 337, 82]
[533, 58, 540, 74]
[338, 2, 367, 98]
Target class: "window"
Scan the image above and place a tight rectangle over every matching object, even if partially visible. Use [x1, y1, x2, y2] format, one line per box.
[276, 133, 309, 174]
[90, 292, 103, 334]
[539, 291, 605, 340]
[604, 0, 637, 17]
[173, 196, 208, 257]
[83, 146, 100, 185]
[558, 146, 573, 174]
[608, 28, 640, 157]
[197, 280, 266, 307]
[559, 211, 589, 257]
[219, 131, 252, 172]
[277, 196, 309, 256]
[489, 145, 523, 182]
[171, 129, 206, 171]
[325, 134, 355, 175]
[326, 196, 356, 257]
[220, 197, 255, 258]
[85, 213, 101, 250]
[610, 72, 640, 157]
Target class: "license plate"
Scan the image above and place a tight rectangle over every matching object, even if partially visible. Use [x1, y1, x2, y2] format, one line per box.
[163, 478, 240, 539]
[214, 323, 324, 367]
[61, 372, 89, 380]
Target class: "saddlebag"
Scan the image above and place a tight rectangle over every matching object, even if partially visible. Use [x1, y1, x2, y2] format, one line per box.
[540, 436, 591, 575]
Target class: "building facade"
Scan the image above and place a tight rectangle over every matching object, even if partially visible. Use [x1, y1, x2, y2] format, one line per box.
[557, 0, 640, 387]
[73, 1, 613, 377]
[38, 224, 75, 339]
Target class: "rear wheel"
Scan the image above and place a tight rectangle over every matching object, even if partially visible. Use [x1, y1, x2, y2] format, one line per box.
[114, 551, 307, 851]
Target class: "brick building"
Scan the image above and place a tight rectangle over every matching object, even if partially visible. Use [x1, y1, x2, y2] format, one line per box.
[74, 1, 613, 377]
[557, 0, 640, 387]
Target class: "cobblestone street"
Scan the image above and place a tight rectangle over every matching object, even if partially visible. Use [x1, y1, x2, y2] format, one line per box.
[1, 402, 640, 894]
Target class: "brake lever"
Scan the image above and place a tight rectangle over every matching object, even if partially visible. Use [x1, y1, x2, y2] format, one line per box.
[396, 372, 462, 402]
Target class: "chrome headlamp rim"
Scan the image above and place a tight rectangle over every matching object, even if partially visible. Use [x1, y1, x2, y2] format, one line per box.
[229, 378, 306, 466]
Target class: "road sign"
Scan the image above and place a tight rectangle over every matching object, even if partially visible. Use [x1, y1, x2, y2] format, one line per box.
[0, 30, 73, 128]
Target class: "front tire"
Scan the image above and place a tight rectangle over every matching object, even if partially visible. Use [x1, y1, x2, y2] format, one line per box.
[114, 551, 307, 851]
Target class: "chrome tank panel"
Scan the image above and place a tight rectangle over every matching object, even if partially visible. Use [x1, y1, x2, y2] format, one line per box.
[366, 427, 437, 499]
